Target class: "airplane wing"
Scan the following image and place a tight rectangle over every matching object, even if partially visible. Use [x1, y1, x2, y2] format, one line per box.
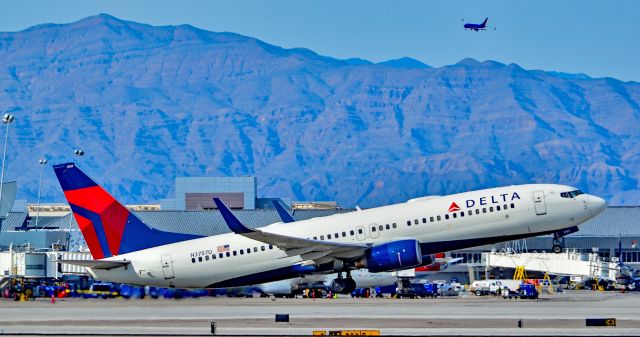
[214, 198, 368, 260]
[57, 259, 131, 270]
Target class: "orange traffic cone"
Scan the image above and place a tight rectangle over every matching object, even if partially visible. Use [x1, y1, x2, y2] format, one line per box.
[50, 294, 55, 304]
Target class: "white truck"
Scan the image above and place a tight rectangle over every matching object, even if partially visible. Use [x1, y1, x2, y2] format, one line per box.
[472, 280, 522, 296]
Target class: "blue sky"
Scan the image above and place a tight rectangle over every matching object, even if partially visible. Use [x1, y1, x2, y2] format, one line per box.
[1, 0, 639, 81]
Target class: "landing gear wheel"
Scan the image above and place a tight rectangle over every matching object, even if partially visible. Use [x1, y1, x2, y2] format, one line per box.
[330, 278, 348, 294]
[330, 277, 356, 294]
[552, 243, 563, 254]
[345, 278, 356, 294]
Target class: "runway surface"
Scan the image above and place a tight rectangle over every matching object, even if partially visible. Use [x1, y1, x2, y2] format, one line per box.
[0, 291, 638, 336]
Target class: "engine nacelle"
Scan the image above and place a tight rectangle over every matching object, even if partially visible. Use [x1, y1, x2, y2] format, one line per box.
[360, 239, 423, 273]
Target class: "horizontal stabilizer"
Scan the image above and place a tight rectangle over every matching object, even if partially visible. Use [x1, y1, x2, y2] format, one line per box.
[57, 259, 130, 270]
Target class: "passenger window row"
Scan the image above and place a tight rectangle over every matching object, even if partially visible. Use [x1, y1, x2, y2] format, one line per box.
[406, 203, 516, 227]
[308, 222, 399, 241]
[269, 202, 518, 248]
[191, 244, 274, 263]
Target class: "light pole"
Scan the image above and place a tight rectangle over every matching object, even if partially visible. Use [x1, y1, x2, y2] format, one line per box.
[35, 158, 48, 230]
[67, 149, 85, 250]
[0, 113, 15, 214]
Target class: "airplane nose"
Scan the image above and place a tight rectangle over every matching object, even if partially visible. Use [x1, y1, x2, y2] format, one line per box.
[586, 195, 607, 215]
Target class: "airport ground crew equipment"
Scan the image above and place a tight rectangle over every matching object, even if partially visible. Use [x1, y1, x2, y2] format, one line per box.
[507, 284, 539, 299]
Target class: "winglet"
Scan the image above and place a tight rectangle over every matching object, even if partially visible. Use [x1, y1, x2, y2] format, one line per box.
[272, 200, 295, 223]
[213, 198, 254, 234]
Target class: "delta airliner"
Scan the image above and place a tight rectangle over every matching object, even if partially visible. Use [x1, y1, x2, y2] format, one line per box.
[54, 163, 606, 293]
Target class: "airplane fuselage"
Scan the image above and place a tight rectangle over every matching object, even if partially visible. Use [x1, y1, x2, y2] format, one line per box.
[87, 184, 604, 288]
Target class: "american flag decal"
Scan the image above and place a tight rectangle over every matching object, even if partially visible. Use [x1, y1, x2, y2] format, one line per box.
[217, 244, 230, 253]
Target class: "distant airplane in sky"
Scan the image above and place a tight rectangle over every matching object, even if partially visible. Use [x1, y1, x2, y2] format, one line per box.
[463, 17, 490, 31]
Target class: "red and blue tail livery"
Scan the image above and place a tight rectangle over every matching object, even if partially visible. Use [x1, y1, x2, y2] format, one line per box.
[53, 163, 202, 259]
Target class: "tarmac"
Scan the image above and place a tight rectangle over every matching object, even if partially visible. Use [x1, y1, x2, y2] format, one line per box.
[0, 290, 638, 336]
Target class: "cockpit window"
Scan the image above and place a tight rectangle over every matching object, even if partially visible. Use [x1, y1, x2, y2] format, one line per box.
[561, 190, 584, 198]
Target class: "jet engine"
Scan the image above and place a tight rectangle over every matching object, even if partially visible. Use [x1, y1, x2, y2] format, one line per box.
[357, 239, 423, 272]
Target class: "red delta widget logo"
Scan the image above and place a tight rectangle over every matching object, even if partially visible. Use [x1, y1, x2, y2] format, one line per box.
[449, 192, 521, 212]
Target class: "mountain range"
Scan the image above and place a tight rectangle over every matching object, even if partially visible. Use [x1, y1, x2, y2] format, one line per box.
[0, 14, 638, 207]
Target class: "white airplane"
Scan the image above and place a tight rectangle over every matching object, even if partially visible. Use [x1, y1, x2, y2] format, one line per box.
[53, 162, 606, 293]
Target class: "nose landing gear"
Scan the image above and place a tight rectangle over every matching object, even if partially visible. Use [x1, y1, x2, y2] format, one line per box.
[551, 226, 579, 254]
[552, 241, 564, 254]
[330, 271, 356, 294]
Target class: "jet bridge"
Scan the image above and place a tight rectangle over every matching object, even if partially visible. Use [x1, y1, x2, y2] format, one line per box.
[484, 251, 619, 281]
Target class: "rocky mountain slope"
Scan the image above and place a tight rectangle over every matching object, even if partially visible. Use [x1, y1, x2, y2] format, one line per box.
[0, 14, 638, 207]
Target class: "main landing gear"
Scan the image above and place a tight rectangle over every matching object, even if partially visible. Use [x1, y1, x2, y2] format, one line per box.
[330, 271, 356, 294]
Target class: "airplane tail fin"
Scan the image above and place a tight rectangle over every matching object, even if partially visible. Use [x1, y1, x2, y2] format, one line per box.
[619, 235, 624, 266]
[53, 163, 202, 260]
[272, 200, 296, 223]
[482, 17, 488, 27]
